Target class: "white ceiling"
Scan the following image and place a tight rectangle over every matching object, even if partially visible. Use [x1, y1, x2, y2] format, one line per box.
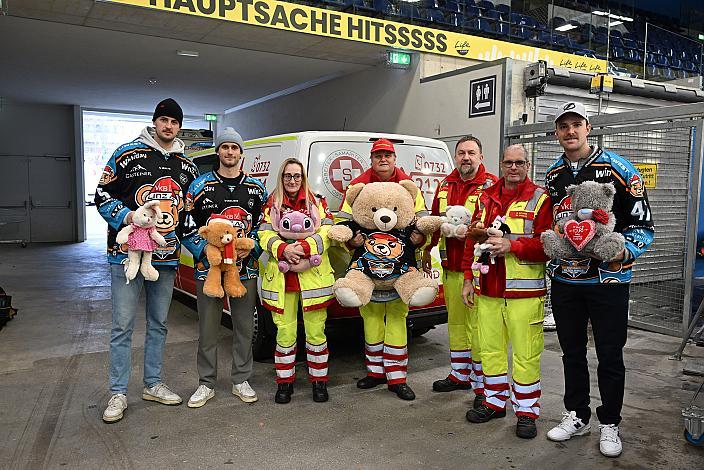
[1, 0, 389, 115]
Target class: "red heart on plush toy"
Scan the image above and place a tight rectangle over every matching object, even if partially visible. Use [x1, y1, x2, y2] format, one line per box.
[563, 219, 597, 251]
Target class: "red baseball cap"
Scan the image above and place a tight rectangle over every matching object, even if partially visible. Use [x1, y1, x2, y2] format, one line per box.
[370, 138, 395, 154]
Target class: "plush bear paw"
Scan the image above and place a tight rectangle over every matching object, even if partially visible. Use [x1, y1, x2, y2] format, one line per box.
[309, 254, 322, 267]
[141, 265, 159, 282]
[334, 287, 363, 307]
[203, 284, 225, 299]
[455, 225, 468, 238]
[591, 232, 626, 261]
[480, 264, 490, 275]
[440, 223, 454, 237]
[408, 286, 438, 307]
[124, 262, 139, 283]
[471, 261, 481, 271]
[327, 225, 354, 243]
[225, 282, 247, 298]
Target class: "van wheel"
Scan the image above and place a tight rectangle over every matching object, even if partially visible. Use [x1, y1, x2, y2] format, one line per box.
[253, 303, 275, 361]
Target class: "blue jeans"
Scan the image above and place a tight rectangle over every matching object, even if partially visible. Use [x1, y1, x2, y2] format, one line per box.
[108, 264, 176, 394]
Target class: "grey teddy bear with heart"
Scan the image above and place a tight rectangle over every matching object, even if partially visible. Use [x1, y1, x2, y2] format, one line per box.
[541, 181, 625, 261]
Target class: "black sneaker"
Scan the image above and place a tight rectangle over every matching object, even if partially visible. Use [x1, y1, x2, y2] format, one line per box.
[516, 416, 537, 439]
[466, 404, 506, 423]
[356, 376, 387, 389]
[432, 377, 472, 392]
[473, 393, 485, 410]
[388, 383, 416, 401]
[312, 381, 329, 403]
[274, 383, 293, 404]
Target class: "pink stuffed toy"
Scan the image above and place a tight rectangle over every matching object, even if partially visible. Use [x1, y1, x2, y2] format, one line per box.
[269, 202, 322, 273]
[116, 200, 167, 283]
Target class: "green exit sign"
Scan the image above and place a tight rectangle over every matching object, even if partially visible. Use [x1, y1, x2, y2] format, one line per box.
[204, 113, 217, 121]
[387, 50, 412, 68]
[699, 33, 704, 41]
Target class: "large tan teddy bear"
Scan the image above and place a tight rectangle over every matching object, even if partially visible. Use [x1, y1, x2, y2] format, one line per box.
[327, 181, 443, 308]
[197, 218, 254, 298]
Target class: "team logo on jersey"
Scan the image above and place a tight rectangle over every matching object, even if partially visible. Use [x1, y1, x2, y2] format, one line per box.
[135, 176, 184, 236]
[322, 150, 368, 201]
[210, 206, 252, 233]
[99, 166, 116, 185]
[179, 173, 189, 185]
[628, 174, 644, 197]
[553, 195, 572, 225]
[559, 258, 590, 278]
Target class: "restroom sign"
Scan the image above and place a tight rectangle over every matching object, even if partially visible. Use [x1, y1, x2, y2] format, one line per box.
[469, 76, 496, 118]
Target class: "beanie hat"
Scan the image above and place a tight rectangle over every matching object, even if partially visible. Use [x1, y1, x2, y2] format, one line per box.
[215, 127, 245, 152]
[153, 98, 183, 126]
[371, 138, 395, 154]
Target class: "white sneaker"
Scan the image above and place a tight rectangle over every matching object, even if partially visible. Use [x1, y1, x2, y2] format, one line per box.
[546, 411, 591, 441]
[187, 385, 215, 408]
[599, 424, 622, 457]
[232, 381, 258, 403]
[543, 312, 556, 331]
[103, 394, 127, 423]
[142, 383, 183, 405]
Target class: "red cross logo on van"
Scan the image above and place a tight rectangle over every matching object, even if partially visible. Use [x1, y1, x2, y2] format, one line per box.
[322, 150, 367, 200]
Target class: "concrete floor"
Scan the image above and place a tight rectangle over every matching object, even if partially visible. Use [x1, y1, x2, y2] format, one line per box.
[1, 214, 703, 469]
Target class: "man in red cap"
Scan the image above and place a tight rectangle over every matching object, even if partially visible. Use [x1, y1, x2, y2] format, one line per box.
[335, 138, 428, 401]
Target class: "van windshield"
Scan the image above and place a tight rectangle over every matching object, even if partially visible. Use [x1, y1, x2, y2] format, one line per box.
[307, 141, 452, 211]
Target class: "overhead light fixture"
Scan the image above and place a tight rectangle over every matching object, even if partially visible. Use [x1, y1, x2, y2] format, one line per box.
[592, 10, 633, 22]
[556, 24, 578, 32]
[609, 21, 623, 27]
[176, 50, 199, 58]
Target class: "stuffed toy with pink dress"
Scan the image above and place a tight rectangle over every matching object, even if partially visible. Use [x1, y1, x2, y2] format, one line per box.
[116, 200, 167, 283]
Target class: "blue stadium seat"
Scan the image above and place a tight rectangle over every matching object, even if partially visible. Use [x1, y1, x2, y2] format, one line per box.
[684, 61, 698, 73]
[670, 58, 683, 70]
[372, 0, 394, 15]
[465, 5, 481, 18]
[610, 36, 625, 49]
[321, 0, 346, 7]
[476, 0, 495, 10]
[419, 0, 441, 8]
[622, 38, 637, 50]
[609, 29, 622, 38]
[495, 4, 510, 16]
[553, 16, 567, 29]
[464, 17, 496, 35]
[443, 0, 462, 14]
[482, 9, 503, 21]
[398, 2, 420, 19]
[445, 12, 463, 27]
[660, 66, 675, 80]
[494, 20, 510, 36]
[610, 46, 625, 61]
[424, 8, 448, 24]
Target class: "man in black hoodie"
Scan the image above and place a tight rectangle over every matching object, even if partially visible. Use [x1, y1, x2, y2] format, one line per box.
[95, 98, 199, 423]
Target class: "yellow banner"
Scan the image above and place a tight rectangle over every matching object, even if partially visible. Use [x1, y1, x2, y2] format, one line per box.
[108, 0, 606, 73]
[634, 163, 657, 189]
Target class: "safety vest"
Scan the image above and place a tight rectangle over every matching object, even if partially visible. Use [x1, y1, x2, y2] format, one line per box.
[474, 187, 548, 297]
[437, 177, 495, 263]
[258, 197, 335, 313]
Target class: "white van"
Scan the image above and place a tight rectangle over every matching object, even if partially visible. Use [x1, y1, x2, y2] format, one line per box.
[178, 131, 454, 358]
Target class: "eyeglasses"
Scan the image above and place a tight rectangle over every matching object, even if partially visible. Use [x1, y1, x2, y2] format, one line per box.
[283, 173, 302, 182]
[501, 160, 527, 168]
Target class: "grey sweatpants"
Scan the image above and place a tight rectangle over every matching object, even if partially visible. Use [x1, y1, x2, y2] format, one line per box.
[195, 278, 257, 386]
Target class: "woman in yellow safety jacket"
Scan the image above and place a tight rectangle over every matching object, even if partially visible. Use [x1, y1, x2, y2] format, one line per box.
[258, 157, 335, 404]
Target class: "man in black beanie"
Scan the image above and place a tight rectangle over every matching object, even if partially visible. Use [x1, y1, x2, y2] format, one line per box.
[95, 98, 199, 423]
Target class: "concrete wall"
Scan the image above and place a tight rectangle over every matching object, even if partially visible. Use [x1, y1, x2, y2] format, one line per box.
[221, 54, 517, 175]
[0, 101, 83, 242]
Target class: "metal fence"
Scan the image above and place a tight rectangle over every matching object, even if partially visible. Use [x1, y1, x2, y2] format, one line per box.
[506, 103, 704, 337]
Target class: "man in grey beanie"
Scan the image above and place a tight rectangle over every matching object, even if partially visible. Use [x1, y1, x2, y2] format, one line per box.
[182, 127, 268, 408]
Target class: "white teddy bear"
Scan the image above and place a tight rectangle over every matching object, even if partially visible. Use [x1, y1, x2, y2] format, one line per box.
[440, 205, 473, 239]
[116, 200, 167, 283]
